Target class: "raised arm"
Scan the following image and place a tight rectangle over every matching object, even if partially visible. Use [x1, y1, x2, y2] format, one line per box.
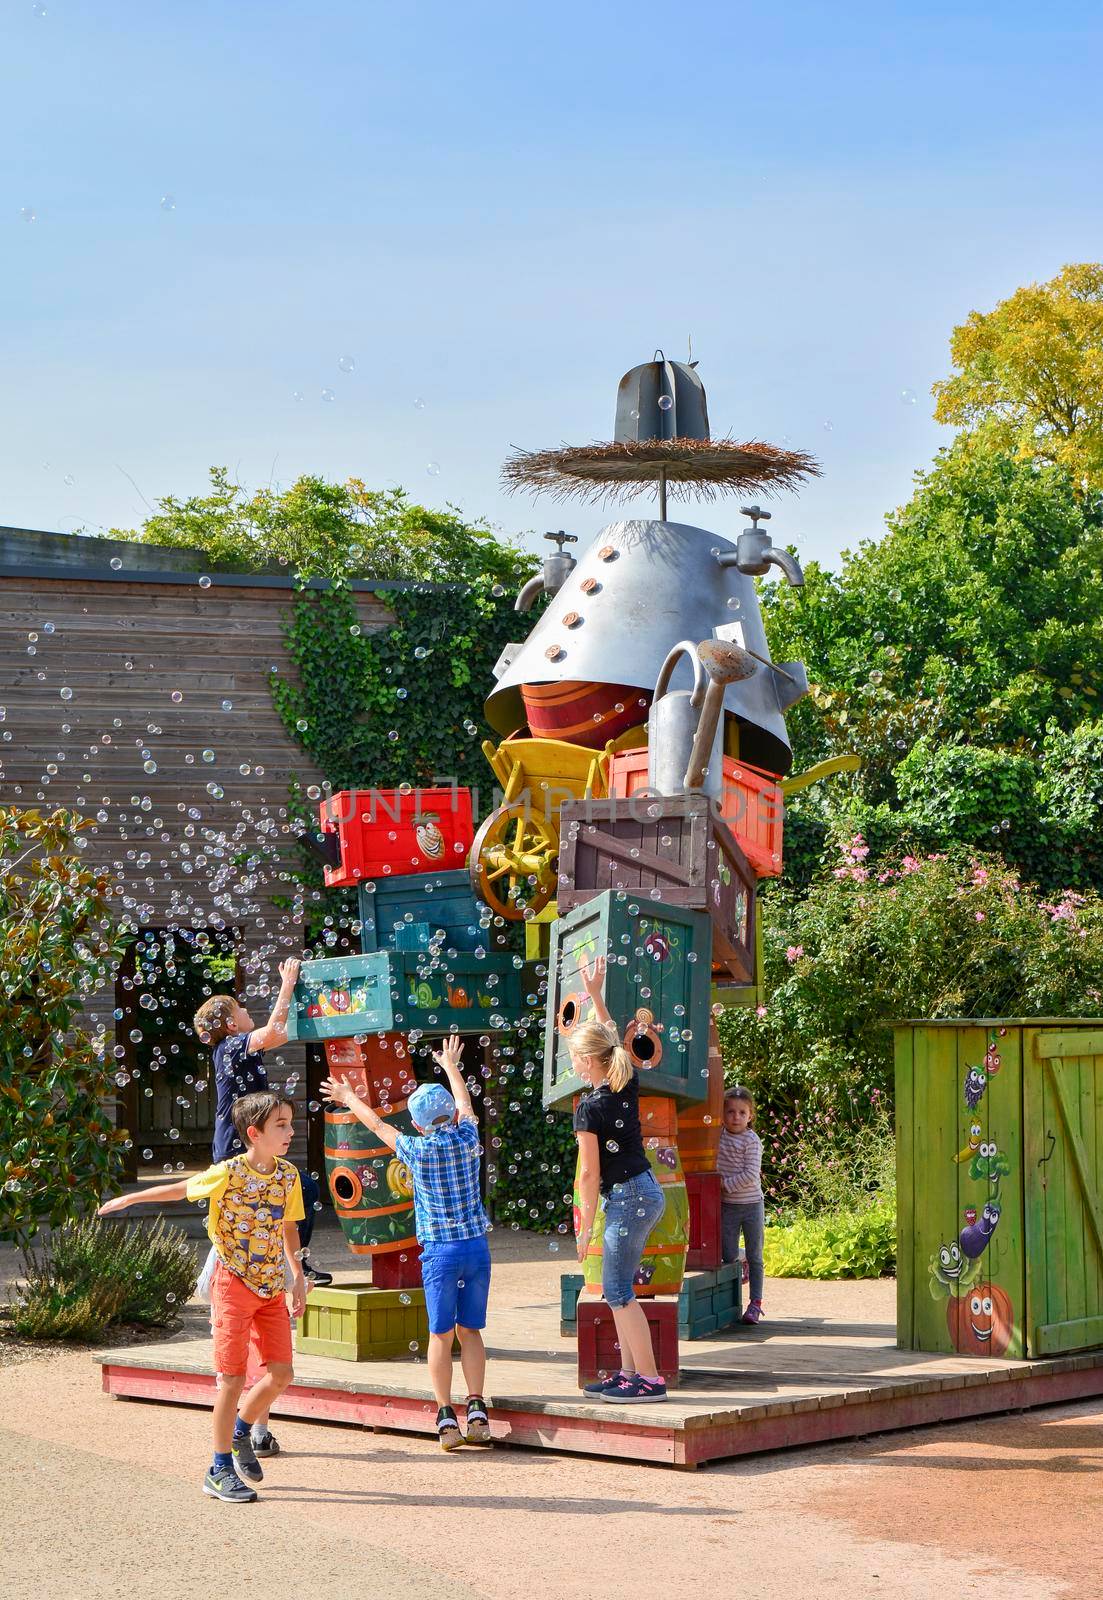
[431, 1035, 474, 1121]
[98, 1178, 191, 1215]
[578, 952, 613, 1030]
[320, 1076, 399, 1152]
[248, 957, 301, 1053]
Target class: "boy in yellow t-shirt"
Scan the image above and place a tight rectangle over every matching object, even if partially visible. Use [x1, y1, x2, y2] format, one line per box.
[99, 1090, 306, 1503]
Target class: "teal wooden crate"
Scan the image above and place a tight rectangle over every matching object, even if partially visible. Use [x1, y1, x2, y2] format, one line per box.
[560, 1267, 741, 1340]
[287, 950, 531, 1041]
[543, 891, 712, 1110]
[896, 1019, 1103, 1360]
[358, 870, 502, 956]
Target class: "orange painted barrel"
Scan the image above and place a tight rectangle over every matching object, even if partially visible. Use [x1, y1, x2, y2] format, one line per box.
[676, 1022, 725, 1173]
[323, 1036, 420, 1257]
[574, 1095, 689, 1297]
[521, 680, 650, 749]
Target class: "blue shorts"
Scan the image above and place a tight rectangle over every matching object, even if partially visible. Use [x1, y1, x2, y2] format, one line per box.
[602, 1169, 665, 1307]
[420, 1235, 492, 1335]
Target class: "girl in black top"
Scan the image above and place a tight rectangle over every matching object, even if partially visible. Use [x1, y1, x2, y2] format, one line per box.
[570, 953, 668, 1404]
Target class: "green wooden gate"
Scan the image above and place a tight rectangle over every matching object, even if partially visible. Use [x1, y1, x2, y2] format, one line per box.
[896, 1020, 1103, 1360]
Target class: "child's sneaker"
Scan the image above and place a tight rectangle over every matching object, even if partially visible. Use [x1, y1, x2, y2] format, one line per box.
[231, 1433, 263, 1483]
[583, 1371, 630, 1396]
[436, 1404, 464, 1452]
[464, 1395, 492, 1445]
[203, 1464, 258, 1503]
[251, 1428, 280, 1457]
[602, 1374, 668, 1404]
[742, 1299, 764, 1325]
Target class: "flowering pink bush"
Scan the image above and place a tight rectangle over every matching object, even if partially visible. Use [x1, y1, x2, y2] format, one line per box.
[717, 840, 1103, 1212]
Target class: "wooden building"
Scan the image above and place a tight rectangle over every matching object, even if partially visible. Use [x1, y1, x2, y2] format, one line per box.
[0, 526, 400, 1178]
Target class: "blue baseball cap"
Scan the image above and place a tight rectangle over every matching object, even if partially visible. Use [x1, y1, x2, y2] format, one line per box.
[408, 1082, 457, 1130]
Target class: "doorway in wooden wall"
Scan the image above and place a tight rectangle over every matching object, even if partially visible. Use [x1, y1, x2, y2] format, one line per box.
[117, 927, 239, 1170]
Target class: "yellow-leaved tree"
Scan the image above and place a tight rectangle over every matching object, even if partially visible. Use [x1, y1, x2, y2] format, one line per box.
[933, 262, 1103, 489]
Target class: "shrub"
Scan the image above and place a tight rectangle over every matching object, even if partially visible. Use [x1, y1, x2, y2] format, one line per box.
[763, 1202, 897, 1280]
[1, 807, 130, 1244]
[10, 1215, 198, 1340]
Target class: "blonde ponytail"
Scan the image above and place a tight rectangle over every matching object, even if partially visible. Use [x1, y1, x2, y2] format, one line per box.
[606, 1044, 633, 1093]
[569, 1020, 634, 1091]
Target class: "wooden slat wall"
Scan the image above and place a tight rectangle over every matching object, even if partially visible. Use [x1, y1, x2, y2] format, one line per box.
[0, 572, 394, 1169]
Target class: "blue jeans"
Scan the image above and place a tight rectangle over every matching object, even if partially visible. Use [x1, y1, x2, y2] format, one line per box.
[722, 1199, 764, 1302]
[601, 1170, 665, 1307]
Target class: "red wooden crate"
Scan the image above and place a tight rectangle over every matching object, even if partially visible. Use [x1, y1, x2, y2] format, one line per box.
[686, 1171, 723, 1271]
[576, 1298, 680, 1388]
[319, 787, 475, 888]
[608, 750, 783, 879]
[372, 1248, 423, 1290]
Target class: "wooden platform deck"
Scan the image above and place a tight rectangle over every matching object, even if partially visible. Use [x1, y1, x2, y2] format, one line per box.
[95, 1255, 1103, 1469]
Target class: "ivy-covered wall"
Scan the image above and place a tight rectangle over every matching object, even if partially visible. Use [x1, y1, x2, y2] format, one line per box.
[269, 575, 575, 1232]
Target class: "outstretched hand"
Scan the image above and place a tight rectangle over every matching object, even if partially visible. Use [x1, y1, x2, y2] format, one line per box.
[96, 1194, 132, 1217]
[578, 951, 606, 999]
[320, 1075, 356, 1107]
[432, 1036, 464, 1075]
[278, 957, 301, 989]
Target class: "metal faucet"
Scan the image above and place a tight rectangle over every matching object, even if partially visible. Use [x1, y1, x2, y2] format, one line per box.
[715, 504, 805, 588]
[514, 530, 579, 612]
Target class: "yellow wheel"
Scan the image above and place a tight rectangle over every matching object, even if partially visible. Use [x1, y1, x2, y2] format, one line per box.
[470, 803, 558, 921]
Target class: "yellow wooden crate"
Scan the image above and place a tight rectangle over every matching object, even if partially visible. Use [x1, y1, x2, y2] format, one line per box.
[295, 1280, 429, 1361]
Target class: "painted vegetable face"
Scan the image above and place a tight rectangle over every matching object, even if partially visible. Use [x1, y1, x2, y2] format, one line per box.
[947, 1282, 1014, 1356]
[929, 1240, 981, 1294]
[968, 1141, 1011, 1184]
[959, 1199, 1002, 1260]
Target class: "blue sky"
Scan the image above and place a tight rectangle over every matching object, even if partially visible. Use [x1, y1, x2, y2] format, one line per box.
[3, 0, 1101, 571]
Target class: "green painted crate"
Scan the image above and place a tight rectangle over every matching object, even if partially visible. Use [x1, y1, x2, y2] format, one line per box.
[560, 1272, 584, 1335]
[543, 891, 713, 1110]
[287, 950, 532, 1041]
[295, 1280, 429, 1361]
[896, 1019, 1103, 1360]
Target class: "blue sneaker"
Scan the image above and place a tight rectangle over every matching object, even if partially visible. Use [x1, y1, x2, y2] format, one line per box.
[602, 1373, 668, 1404]
[232, 1434, 263, 1483]
[583, 1371, 629, 1396]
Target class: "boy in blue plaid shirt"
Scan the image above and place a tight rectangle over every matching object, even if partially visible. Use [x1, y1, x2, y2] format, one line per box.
[322, 1036, 492, 1451]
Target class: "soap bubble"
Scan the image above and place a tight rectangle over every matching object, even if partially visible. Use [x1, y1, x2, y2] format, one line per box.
[414, 646, 429, 660]
[900, 388, 917, 405]
[321, 388, 335, 402]
[160, 194, 176, 212]
[198, 575, 212, 589]
[822, 419, 834, 432]
[63, 474, 74, 487]
[110, 556, 123, 570]
[337, 355, 355, 373]
[413, 397, 426, 409]
[306, 785, 321, 800]
[888, 588, 902, 603]
[170, 690, 183, 703]
[221, 699, 232, 711]
[657, 395, 673, 411]
[59, 686, 73, 701]
[296, 719, 308, 732]
[20, 206, 36, 223]
[201, 749, 215, 763]
[143, 760, 157, 774]
[292, 390, 304, 402]
[869, 669, 883, 685]
[206, 782, 223, 798]
[426, 462, 440, 477]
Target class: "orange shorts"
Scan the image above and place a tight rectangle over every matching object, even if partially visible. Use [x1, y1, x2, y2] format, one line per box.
[210, 1262, 293, 1376]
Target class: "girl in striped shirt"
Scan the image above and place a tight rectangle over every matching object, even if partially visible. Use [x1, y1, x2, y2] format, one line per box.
[718, 1086, 765, 1325]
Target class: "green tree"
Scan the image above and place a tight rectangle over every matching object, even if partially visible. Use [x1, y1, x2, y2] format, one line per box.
[932, 263, 1103, 488]
[105, 468, 535, 586]
[1, 809, 130, 1244]
[762, 447, 1103, 885]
